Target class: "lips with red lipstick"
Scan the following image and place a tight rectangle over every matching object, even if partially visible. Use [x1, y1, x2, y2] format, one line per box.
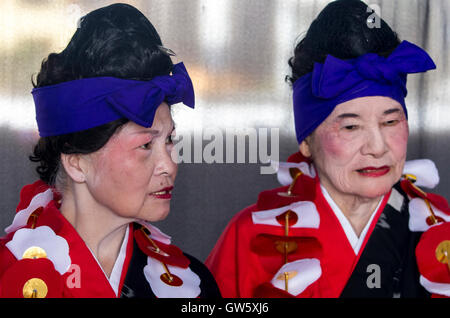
[150, 186, 173, 199]
[356, 166, 390, 177]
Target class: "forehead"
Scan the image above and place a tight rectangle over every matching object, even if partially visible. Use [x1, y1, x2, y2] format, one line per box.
[119, 103, 174, 135]
[331, 96, 404, 118]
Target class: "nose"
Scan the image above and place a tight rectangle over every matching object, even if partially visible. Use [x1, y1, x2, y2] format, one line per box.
[361, 126, 388, 158]
[155, 144, 177, 179]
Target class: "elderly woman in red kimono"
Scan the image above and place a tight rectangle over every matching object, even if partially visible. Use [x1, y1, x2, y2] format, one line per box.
[0, 3, 220, 298]
[206, 0, 450, 298]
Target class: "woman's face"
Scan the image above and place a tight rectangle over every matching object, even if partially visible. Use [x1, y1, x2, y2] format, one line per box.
[82, 103, 177, 222]
[300, 96, 409, 201]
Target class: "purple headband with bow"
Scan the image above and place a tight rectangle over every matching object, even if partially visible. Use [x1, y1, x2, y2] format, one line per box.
[292, 41, 436, 144]
[32, 62, 194, 137]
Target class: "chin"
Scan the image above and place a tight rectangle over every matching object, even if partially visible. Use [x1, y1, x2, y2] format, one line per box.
[142, 208, 171, 223]
[354, 172, 399, 195]
[137, 198, 172, 222]
[357, 182, 394, 199]
[358, 190, 390, 199]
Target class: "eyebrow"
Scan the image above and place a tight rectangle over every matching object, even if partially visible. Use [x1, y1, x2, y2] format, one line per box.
[133, 122, 176, 136]
[336, 113, 359, 119]
[382, 108, 402, 116]
[336, 107, 402, 120]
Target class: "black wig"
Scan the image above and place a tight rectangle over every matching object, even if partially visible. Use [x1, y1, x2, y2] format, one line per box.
[288, 0, 401, 84]
[30, 3, 173, 185]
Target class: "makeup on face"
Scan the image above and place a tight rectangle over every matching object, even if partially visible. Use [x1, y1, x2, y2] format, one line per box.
[80, 103, 178, 223]
[356, 166, 390, 177]
[150, 186, 173, 199]
[304, 96, 409, 202]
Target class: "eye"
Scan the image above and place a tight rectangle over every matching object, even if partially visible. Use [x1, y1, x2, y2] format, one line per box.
[383, 119, 399, 126]
[343, 125, 359, 131]
[139, 141, 152, 150]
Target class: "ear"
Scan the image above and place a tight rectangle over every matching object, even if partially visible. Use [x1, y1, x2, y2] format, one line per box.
[299, 139, 312, 158]
[60, 153, 88, 183]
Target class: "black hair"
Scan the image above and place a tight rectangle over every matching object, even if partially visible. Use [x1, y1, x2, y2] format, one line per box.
[287, 0, 401, 84]
[30, 3, 173, 186]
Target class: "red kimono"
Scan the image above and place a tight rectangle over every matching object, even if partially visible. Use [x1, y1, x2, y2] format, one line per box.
[0, 181, 220, 298]
[206, 153, 450, 298]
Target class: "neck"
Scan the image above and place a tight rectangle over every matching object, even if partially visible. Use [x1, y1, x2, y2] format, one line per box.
[59, 183, 132, 278]
[320, 183, 382, 237]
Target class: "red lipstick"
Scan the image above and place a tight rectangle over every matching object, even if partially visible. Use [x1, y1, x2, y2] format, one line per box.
[356, 166, 390, 177]
[150, 186, 173, 199]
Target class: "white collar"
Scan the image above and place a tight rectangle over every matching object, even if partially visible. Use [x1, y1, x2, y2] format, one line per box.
[109, 225, 130, 296]
[86, 224, 130, 296]
[320, 184, 383, 255]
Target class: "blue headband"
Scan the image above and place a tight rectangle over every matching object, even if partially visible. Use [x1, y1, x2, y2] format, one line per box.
[292, 41, 436, 144]
[32, 62, 194, 137]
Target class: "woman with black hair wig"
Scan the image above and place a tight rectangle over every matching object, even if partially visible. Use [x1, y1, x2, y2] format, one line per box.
[0, 3, 220, 298]
[206, 0, 450, 298]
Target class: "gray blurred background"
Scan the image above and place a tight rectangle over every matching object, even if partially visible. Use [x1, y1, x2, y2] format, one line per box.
[0, 0, 449, 261]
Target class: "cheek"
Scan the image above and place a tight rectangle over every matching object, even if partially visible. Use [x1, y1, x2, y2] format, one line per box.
[387, 120, 409, 160]
[119, 153, 155, 189]
[313, 128, 360, 167]
[94, 147, 151, 191]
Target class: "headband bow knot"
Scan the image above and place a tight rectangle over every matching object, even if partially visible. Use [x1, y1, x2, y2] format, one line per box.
[311, 41, 435, 99]
[33, 62, 194, 137]
[293, 40, 436, 144]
